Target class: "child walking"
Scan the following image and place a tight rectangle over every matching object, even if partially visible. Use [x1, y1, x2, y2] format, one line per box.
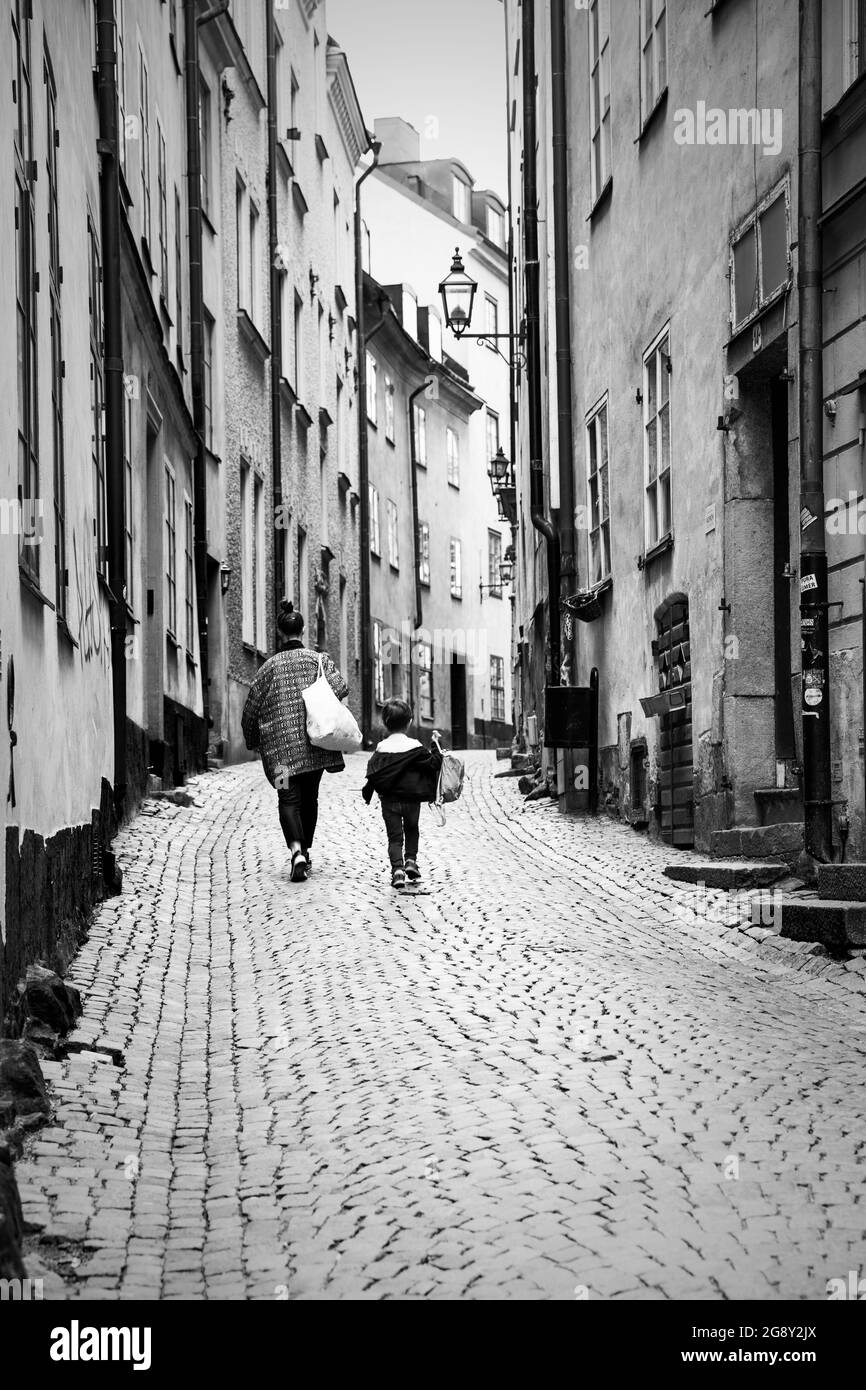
[362, 699, 443, 889]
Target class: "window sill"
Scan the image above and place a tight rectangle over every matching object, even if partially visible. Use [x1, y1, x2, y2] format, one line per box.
[279, 376, 298, 410]
[19, 564, 55, 610]
[166, 631, 181, 651]
[334, 284, 348, 313]
[202, 206, 217, 238]
[56, 613, 79, 649]
[448, 481, 460, 491]
[159, 293, 174, 327]
[385, 435, 396, 448]
[370, 550, 381, 563]
[590, 575, 613, 597]
[638, 532, 674, 570]
[367, 417, 378, 430]
[587, 177, 613, 222]
[141, 236, 156, 280]
[389, 563, 400, 574]
[315, 133, 329, 163]
[237, 308, 271, 364]
[636, 88, 668, 145]
[186, 650, 197, 668]
[319, 406, 334, 429]
[119, 167, 133, 213]
[97, 571, 115, 603]
[292, 182, 309, 219]
[295, 400, 313, 429]
[451, 591, 463, 602]
[276, 141, 294, 181]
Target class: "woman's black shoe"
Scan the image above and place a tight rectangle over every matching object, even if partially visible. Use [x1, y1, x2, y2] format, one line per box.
[291, 850, 309, 882]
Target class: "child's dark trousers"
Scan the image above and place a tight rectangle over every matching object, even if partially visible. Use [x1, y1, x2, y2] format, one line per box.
[380, 798, 421, 868]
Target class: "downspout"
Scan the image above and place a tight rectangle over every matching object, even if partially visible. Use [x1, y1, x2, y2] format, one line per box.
[184, 0, 228, 764]
[798, 0, 833, 861]
[95, 0, 126, 822]
[266, 0, 284, 633]
[503, 0, 521, 735]
[355, 138, 381, 745]
[522, 0, 561, 684]
[408, 380, 428, 632]
[551, 0, 577, 681]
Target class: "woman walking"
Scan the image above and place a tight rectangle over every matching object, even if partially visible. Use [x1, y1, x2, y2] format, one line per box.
[241, 601, 350, 881]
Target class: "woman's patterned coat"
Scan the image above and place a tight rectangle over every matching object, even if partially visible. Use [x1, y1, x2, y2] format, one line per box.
[241, 645, 350, 785]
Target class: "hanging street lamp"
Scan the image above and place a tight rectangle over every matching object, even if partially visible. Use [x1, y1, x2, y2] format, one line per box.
[438, 249, 526, 369]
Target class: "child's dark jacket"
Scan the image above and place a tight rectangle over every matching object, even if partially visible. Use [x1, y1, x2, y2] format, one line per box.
[362, 745, 442, 804]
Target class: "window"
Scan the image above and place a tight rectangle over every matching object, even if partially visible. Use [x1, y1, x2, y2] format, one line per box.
[586, 396, 611, 584]
[254, 474, 265, 649]
[845, 0, 866, 88]
[293, 290, 303, 396]
[184, 495, 194, 654]
[203, 309, 214, 450]
[240, 460, 253, 643]
[387, 499, 399, 569]
[157, 122, 168, 300]
[318, 303, 328, 404]
[366, 352, 378, 424]
[643, 328, 672, 550]
[46, 47, 65, 613]
[123, 390, 134, 611]
[297, 525, 307, 610]
[88, 218, 107, 579]
[640, 0, 667, 127]
[236, 180, 247, 309]
[373, 621, 386, 705]
[446, 427, 460, 487]
[384, 376, 395, 441]
[14, 0, 38, 579]
[730, 181, 791, 332]
[415, 404, 427, 466]
[248, 199, 261, 325]
[199, 74, 212, 220]
[138, 46, 151, 245]
[486, 409, 500, 462]
[418, 641, 434, 719]
[487, 205, 504, 246]
[450, 538, 463, 598]
[485, 294, 499, 343]
[452, 175, 468, 222]
[290, 68, 299, 136]
[174, 186, 183, 359]
[320, 451, 329, 549]
[369, 484, 381, 555]
[164, 463, 177, 636]
[589, 0, 612, 202]
[488, 529, 503, 597]
[490, 656, 506, 723]
[418, 521, 431, 587]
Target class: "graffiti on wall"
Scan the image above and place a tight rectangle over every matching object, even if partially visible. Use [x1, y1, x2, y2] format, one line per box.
[72, 529, 111, 669]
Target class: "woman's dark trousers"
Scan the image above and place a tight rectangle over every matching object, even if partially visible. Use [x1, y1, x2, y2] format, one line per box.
[277, 770, 324, 855]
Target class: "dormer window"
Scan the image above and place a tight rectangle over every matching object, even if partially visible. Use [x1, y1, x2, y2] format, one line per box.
[452, 175, 469, 223]
[487, 206, 504, 247]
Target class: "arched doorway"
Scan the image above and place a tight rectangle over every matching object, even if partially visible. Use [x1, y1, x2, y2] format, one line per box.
[655, 594, 694, 848]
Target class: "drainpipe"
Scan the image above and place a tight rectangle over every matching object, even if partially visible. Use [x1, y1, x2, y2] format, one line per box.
[95, 0, 126, 823]
[798, 0, 833, 862]
[266, 0, 284, 633]
[184, 0, 228, 766]
[408, 380, 428, 632]
[502, 0, 521, 737]
[355, 138, 381, 745]
[522, 0, 561, 684]
[551, 0, 576, 682]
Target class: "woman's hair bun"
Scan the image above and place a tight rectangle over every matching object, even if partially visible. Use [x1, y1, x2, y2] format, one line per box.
[280, 600, 294, 614]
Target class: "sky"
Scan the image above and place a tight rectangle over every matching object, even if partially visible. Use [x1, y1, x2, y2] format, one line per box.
[327, 0, 509, 196]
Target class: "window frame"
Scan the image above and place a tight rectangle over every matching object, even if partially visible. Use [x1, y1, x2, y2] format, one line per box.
[183, 492, 195, 656]
[202, 307, 215, 451]
[46, 44, 66, 613]
[418, 520, 431, 587]
[446, 426, 460, 488]
[123, 388, 135, 613]
[729, 177, 792, 335]
[88, 215, 108, 580]
[384, 375, 395, 442]
[488, 529, 503, 598]
[386, 498, 399, 570]
[164, 459, 178, 638]
[199, 72, 212, 220]
[366, 352, 378, 424]
[138, 44, 152, 247]
[157, 119, 168, 301]
[490, 655, 506, 723]
[639, 0, 668, 133]
[449, 537, 463, 599]
[589, 0, 612, 205]
[14, 0, 39, 582]
[418, 640, 434, 720]
[642, 325, 673, 553]
[585, 392, 612, 586]
[369, 483, 381, 556]
[415, 404, 427, 466]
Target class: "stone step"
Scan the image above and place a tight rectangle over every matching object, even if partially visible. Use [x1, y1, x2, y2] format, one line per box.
[768, 896, 866, 951]
[664, 860, 789, 890]
[710, 822, 803, 865]
[816, 863, 866, 903]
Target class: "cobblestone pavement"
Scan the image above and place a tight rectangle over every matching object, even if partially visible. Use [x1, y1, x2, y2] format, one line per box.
[18, 752, 866, 1300]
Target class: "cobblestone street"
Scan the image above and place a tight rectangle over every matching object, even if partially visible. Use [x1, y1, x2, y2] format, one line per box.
[18, 753, 866, 1301]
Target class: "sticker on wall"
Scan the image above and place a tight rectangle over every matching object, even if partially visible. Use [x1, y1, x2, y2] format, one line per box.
[800, 572, 818, 592]
[800, 506, 818, 532]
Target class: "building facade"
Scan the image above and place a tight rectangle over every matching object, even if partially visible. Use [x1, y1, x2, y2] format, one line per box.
[364, 272, 499, 746]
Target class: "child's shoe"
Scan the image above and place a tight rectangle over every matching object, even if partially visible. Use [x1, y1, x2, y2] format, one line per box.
[404, 859, 421, 881]
[391, 867, 407, 890]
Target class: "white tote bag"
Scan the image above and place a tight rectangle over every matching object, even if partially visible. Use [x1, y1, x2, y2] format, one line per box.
[302, 654, 362, 752]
